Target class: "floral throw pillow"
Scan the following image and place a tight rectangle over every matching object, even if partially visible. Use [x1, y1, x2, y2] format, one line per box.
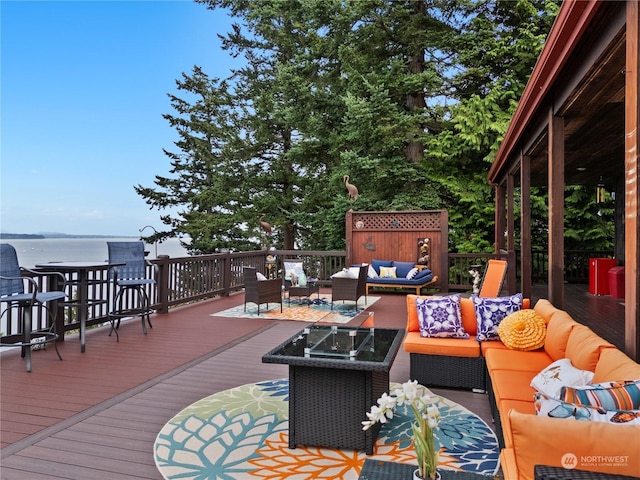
[472, 293, 523, 341]
[416, 294, 468, 338]
[379, 266, 397, 278]
[530, 358, 595, 398]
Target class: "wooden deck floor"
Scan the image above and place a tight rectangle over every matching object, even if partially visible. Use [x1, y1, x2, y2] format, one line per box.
[0, 285, 625, 479]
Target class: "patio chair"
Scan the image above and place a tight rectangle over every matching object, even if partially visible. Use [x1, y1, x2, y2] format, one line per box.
[243, 267, 282, 315]
[107, 241, 156, 339]
[478, 259, 508, 297]
[283, 259, 306, 289]
[331, 264, 368, 310]
[0, 243, 66, 372]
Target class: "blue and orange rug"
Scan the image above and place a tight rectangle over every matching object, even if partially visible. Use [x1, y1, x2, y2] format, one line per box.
[154, 380, 500, 479]
[211, 295, 379, 324]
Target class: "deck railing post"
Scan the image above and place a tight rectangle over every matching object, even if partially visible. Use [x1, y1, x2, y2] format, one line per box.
[222, 252, 232, 296]
[155, 255, 170, 314]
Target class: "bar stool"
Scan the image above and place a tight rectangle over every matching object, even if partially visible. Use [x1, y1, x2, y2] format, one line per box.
[107, 241, 156, 340]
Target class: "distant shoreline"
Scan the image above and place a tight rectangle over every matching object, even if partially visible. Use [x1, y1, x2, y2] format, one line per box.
[0, 233, 136, 240]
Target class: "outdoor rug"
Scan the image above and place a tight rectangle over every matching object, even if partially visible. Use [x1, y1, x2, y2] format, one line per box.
[154, 379, 500, 480]
[210, 294, 380, 324]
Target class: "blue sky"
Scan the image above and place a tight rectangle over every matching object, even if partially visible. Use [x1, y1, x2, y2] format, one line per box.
[1, 0, 237, 236]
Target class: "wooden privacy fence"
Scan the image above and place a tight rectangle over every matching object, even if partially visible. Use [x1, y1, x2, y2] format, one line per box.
[345, 210, 449, 291]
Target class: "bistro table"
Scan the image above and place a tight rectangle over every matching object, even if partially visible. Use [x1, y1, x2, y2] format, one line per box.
[35, 261, 124, 353]
[262, 322, 404, 454]
[287, 282, 320, 306]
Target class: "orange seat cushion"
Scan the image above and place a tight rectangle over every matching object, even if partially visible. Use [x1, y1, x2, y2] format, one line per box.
[490, 369, 538, 403]
[403, 331, 480, 357]
[484, 348, 551, 373]
[480, 340, 509, 355]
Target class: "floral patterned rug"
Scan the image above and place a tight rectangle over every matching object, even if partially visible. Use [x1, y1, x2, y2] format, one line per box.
[154, 380, 500, 479]
[210, 295, 380, 324]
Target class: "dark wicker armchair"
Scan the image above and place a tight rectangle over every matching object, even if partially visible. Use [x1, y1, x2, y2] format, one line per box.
[331, 264, 368, 310]
[243, 267, 282, 315]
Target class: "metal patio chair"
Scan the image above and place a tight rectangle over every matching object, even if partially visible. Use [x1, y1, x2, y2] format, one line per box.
[107, 241, 156, 339]
[0, 243, 66, 372]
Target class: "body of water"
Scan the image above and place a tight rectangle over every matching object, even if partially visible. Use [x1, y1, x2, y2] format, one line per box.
[4, 237, 191, 268]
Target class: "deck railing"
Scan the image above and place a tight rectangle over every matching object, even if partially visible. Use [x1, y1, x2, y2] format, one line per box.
[1, 248, 611, 344]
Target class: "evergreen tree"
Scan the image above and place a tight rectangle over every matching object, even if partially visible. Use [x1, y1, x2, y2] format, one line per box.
[137, 0, 615, 261]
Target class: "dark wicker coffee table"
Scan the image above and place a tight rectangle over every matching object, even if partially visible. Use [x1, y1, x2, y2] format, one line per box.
[262, 325, 404, 455]
[359, 459, 499, 479]
[287, 283, 320, 306]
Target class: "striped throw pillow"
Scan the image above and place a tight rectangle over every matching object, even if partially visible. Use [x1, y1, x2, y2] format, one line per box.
[560, 380, 640, 411]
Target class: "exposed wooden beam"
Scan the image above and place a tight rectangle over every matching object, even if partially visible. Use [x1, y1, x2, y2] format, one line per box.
[507, 173, 517, 294]
[625, 0, 639, 361]
[521, 154, 532, 299]
[494, 184, 506, 253]
[549, 111, 565, 307]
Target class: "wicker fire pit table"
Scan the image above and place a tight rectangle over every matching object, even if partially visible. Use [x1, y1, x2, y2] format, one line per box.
[262, 324, 404, 455]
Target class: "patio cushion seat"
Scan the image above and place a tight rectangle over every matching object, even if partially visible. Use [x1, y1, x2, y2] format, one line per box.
[366, 275, 433, 287]
[403, 331, 480, 357]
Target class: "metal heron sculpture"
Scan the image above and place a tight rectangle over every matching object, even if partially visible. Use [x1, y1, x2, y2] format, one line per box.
[343, 175, 359, 201]
[259, 214, 272, 236]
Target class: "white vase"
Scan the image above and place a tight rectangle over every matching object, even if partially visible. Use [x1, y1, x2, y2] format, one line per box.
[413, 469, 441, 480]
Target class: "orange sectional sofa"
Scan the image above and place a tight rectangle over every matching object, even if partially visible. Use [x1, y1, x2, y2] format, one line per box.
[403, 294, 531, 392]
[486, 299, 640, 480]
[404, 296, 640, 480]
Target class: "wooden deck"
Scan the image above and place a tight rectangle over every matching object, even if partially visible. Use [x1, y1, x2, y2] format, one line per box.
[0, 285, 625, 479]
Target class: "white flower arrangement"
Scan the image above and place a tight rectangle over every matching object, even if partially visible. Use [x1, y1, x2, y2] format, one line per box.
[362, 380, 441, 479]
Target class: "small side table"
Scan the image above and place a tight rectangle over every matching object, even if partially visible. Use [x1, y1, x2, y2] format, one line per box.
[287, 283, 320, 306]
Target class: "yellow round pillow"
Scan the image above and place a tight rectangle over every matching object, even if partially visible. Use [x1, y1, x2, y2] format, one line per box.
[497, 309, 546, 351]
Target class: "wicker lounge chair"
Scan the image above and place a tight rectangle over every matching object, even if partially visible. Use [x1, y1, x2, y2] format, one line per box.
[331, 264, 368, 310]
[243, 267, 282, 315]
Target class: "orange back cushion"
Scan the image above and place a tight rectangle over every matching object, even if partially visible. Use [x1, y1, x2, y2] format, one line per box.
[565, 325, 615, 371]
[406, 295, 420, 332]
[509, 410, 640, 480]
[543, 311, 578, 360]
[532, 299, 559, 324]
[407, 295, 527, 336]
[593, 348, 640, 383]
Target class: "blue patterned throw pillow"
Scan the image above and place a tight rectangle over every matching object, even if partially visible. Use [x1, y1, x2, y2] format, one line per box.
[472, 293, 523, 341]
[416, 294, 468, 338]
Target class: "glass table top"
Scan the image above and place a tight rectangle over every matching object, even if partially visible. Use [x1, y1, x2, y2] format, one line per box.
[264, 312, 403, 363]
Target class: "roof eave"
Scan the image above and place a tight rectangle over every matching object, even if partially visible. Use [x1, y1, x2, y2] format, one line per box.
[487, 0, 605, 184]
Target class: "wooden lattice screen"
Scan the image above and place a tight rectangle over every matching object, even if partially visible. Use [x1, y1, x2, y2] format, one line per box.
[345, 210, 448, 290]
